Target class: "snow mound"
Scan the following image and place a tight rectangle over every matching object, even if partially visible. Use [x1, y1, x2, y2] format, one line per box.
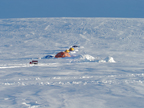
[99, 57, 116, 63]
[70, 55, 116, 63]
[80, 54, 95, 61]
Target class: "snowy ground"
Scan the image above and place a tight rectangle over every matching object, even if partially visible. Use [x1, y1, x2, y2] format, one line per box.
[0, 17, 144, 108]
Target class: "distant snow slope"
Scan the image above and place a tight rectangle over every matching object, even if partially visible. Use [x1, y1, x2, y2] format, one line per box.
[0, 18, 144, 108]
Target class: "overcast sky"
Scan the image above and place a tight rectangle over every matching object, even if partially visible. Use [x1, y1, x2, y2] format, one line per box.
[0, 0, 144, 18]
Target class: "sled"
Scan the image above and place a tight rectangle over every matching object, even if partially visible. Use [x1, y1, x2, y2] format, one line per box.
[29, 60, 38, 64]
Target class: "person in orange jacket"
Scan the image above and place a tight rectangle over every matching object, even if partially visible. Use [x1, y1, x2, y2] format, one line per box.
[55, 47, 74, 58]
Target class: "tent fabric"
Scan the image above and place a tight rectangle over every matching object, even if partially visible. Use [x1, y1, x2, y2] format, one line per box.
[55, 52, 71, 58]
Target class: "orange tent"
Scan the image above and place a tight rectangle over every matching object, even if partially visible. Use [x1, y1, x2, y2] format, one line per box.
[55, 52, 71, 58]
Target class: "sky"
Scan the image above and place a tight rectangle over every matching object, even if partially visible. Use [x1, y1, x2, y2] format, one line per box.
[0, 0, 144, 18]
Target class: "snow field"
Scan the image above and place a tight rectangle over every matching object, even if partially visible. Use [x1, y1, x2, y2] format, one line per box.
[0, 18, 144, 108]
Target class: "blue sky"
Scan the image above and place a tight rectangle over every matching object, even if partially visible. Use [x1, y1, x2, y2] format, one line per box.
[0, 0, 144, 18]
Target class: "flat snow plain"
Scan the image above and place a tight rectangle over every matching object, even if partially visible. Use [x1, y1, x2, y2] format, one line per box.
[0, 18, 144, 108]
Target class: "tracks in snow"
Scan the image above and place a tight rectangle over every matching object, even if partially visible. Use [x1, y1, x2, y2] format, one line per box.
[0, 63, 62, 69]
[1, 73, 144, 87]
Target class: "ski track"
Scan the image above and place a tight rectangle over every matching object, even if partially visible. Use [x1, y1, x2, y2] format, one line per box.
[0, 63, 61, 69]
[1, 73, 144, 87]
